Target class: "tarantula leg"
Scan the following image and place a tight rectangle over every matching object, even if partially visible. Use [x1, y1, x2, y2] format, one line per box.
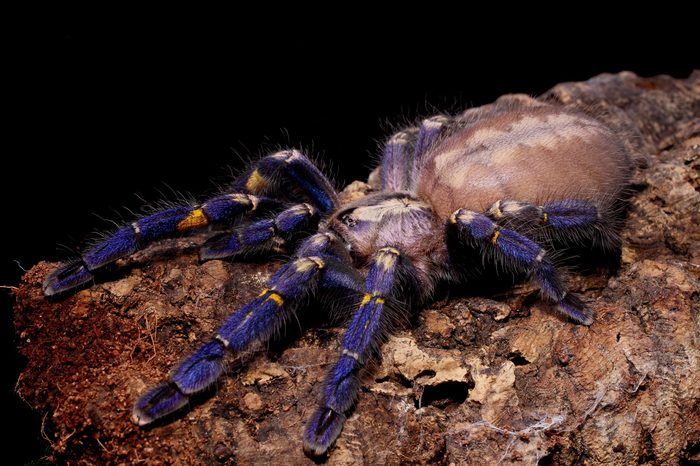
[132, 341, 224, 425]
[304, 247, 412, 457]
[233, 150, 339, 214]
[488, 199, 599, 229]
[133, 234, 359, 426]
[43, 193, 278, 296]
[410, 115, 449, 182]
[540, 199, 599, 228]
[413, 115, 450, 160]
[486, 198, 617, 248]
[451, 209, 593, 325]
[42, 261, 95, 295]
[46, 150, 338, 296]
[201, 202, 318, 259]
[381, 129, 417, 191]
[381, 115, 450, 191]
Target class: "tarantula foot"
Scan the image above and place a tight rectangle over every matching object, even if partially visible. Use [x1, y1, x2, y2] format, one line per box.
[556, 293, 594, 326]
[132, 383, 189, 426]
[303, 407, 346, 457]
[43, 261, 94, 296]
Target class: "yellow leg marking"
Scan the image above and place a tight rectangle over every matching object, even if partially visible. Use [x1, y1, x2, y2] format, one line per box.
[542, 212, 548, 224]
[265, 292, 284, 306]
[491, 229, 501, 245]
[177, 208, 209, 231]
[242, 310, 254, 322]
[245, 169, 269, 193]
[360, 294, 384, 307]
[258, 288, 284, 306]
[361, 296, 385, 330]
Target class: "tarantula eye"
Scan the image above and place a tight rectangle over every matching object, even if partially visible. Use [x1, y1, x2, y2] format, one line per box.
[341, 214, 357, 228]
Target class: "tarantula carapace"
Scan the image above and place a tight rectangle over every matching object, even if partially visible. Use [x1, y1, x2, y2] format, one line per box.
[43, 96, 631, 456]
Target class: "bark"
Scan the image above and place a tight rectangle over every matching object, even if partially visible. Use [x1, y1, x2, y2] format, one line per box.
[14, 71, 700, 465]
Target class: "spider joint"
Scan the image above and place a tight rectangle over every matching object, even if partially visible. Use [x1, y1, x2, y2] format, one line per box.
[215, 335, 230, 348]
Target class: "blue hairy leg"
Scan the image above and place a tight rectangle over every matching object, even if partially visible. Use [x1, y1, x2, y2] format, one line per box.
[381, 129, 416, 191]
[381, 115, 449, 191]
[304, 246, 414, 457]
[540, 199, 599, 228]
[410, 115, 449, 186]
[451, 209, 593, 325]
[43, 193, 277, 295]
[201, 202, 319, 259]
[232, 150, 338, 214]
[45, 150, 340, 296]
[487, 198, 604, 243]
[132, 233, 360, 425]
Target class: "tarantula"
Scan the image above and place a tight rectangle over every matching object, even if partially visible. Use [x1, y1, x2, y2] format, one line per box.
[43, 97, 631, 457]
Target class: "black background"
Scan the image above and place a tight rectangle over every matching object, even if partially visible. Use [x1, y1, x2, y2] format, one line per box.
[3, 14, 697, 464]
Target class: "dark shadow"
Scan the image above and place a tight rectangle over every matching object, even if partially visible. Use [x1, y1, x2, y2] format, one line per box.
[507, 351, 530, 366]
[418, 381, 471, 409]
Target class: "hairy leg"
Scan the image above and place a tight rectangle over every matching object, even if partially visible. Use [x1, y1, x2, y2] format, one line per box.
[381, 115, 449, 192]
[132, 232, 359, 425]
[200, 202, 318, 259]
[43, 193, 277, 295]
[44, 150, 339, 295]
[451, 209, 593, 325]
[232, 149, 338, 214]
[303, 246, 417, 456]
[486, 198, 620, 249]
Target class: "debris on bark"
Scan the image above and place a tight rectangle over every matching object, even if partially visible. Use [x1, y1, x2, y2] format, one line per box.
[14, 71, 700, 465]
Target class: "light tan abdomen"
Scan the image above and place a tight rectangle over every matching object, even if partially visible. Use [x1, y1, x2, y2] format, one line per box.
[417, 106, 631, 219]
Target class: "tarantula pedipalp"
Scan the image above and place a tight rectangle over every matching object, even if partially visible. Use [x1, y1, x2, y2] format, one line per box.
[43, 96, 631, 457]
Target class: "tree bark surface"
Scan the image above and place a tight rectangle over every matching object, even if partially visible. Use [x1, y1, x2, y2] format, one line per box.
[15, 71, 700, 465]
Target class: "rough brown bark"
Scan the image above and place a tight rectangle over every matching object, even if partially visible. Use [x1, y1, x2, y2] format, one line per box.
[14, 71, 700, 465]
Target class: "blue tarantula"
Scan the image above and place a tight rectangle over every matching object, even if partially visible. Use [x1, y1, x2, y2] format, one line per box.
[43, 97, 631, 456]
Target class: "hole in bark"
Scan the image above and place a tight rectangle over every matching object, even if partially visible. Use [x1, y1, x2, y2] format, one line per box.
[417, 381, 469, 409]
[416, 369, 436, 379]
[680, 440, 700, 465]
[538, 452, 552, 465]
[395, 373, 414, 389]
[507, 351, 530, 366]
[639, 429, 657, 463]
[537, 446, 560, 465]
[616, 332, 621, 342]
